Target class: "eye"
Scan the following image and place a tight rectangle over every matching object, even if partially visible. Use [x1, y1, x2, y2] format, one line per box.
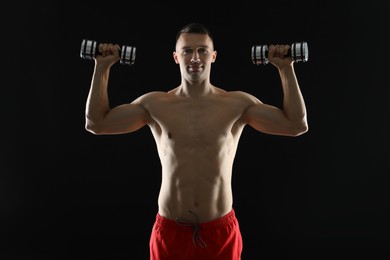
[183, 49, 193, 55]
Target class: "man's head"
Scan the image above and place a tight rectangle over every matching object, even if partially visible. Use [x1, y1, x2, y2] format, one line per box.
[173, 23, 217, 81]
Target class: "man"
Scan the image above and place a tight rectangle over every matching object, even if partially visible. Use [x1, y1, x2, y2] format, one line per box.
[85, 23, 308, 260]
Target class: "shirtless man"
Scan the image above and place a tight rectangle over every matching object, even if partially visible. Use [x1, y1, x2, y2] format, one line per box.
[85, 23, 308, 260]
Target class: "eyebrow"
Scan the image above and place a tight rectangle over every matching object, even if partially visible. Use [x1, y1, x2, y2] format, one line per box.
[180, 45, 210, 50]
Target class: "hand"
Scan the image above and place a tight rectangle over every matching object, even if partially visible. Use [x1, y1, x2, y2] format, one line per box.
[268, 44, 293, 69]
[95, 43, 121, 68]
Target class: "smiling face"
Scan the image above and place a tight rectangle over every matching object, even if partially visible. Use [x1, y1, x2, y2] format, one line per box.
[173, 33, 216, 82]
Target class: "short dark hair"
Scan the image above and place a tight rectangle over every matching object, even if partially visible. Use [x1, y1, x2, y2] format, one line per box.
[175, 23, 214, 44]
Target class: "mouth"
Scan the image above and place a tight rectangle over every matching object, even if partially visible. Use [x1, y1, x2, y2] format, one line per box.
[188, 65, 203, 72]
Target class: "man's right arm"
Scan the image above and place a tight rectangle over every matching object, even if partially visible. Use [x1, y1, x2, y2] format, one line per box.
[85, 43, 150, 135]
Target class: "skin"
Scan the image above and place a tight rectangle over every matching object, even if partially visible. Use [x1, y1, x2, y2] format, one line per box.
[85, 32, 308, 223]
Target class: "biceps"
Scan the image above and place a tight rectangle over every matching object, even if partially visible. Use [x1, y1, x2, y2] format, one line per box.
[103, 103, 150, 133]
[244, 104, 290, 134]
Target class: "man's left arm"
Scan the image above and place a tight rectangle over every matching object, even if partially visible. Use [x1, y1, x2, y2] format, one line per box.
[243, 44, 308, 137]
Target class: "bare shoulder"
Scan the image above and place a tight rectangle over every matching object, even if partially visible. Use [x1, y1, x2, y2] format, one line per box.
[223, 90, 262, 105]
[131, 90, 171, 104]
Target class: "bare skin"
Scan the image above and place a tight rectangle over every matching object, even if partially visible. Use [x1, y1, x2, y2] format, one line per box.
[85, 32, 308, 223]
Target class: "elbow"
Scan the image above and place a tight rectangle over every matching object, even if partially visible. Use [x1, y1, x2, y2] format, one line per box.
[85, 119, 104, 135]
[85, 124, 99, 135]
[290, 120, 309, 137]
[293, 125, 308, 137]
[85, 125, 97, 135]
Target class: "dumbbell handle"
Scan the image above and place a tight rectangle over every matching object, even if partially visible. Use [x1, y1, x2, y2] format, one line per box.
[251, 41, 308, 65]
[80, 39, 136, 66]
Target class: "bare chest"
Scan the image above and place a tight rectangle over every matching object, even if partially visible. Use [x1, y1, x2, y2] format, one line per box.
[149, 99, 244, 141]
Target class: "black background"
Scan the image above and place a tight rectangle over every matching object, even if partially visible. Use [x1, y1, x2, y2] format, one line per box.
[3, 1, 390, 259]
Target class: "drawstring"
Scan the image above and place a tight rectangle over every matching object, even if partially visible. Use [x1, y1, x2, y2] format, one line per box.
[175, 210, 207, 248]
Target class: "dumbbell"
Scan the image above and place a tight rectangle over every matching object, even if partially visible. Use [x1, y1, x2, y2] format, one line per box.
[80, 39, 136, 66]
[251, 41, 308, 65]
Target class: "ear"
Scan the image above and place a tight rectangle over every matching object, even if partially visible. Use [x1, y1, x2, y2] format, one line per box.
[173, 51, 179, 64]
[212, 50, 217, 63]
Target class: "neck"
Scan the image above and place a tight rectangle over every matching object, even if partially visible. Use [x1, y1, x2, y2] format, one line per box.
[178, 81, 213, 98]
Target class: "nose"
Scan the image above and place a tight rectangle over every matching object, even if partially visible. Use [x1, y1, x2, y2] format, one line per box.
[191, 52, 200, 63]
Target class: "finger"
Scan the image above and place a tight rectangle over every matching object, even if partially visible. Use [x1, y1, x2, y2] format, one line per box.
[114, 44, 120, 55]
[268, 44, 275, 56]
[275, 45, 283, 58]
[99, 43, 109, 56]
[284, 45, 290, 56]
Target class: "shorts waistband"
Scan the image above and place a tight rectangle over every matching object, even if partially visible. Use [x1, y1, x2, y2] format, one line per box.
[155, 208, 237, 230]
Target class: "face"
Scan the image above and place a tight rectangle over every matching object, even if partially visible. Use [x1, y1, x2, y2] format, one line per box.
[173, 33, 216, 81]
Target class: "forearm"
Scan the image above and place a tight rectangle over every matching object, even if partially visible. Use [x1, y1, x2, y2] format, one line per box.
[279, 65, 307, 123]
[85, 64, 111, 131]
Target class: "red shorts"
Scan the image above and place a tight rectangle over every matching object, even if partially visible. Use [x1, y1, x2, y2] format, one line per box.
[149, 208, 243, 260]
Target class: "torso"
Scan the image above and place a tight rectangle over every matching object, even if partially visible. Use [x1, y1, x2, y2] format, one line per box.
[141, 87, 251, 222]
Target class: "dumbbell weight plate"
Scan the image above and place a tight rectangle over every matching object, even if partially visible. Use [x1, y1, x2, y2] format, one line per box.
[291, 42, 309, 63]
[80, 39, 97, 60]
[120, 44, 136, 66]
